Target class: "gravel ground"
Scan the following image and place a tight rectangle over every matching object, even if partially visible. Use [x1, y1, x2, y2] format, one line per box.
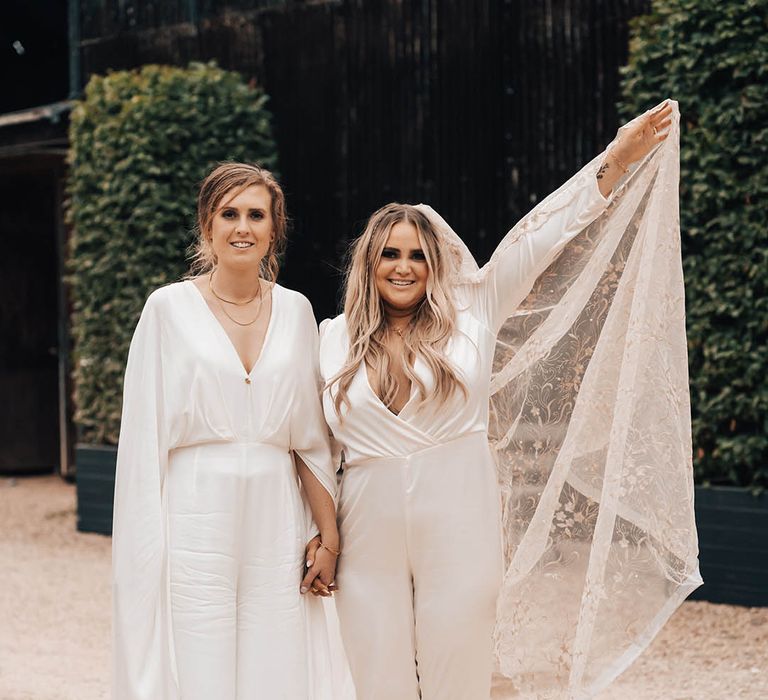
[1, 475, 766, 700]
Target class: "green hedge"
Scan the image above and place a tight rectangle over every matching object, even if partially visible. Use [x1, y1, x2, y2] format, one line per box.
[67, 62, 278, 445]
[619, 0, 767, 488]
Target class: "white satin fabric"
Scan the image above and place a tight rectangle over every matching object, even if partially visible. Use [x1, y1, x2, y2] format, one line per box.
[319, 179, 609, 699]
[112, 280, 342, 700]
[332, 432, 503, 700]
[321, 102, 700, 700]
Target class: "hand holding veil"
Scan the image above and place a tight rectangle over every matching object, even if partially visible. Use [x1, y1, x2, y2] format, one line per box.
[419, 100, 700, 699]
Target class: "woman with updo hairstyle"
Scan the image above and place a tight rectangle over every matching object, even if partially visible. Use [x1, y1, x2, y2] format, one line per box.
[318, 103, 701, 698]
[112, 163, 344, 700]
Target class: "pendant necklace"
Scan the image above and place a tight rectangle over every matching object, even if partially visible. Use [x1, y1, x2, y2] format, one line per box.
[387, 320, 410, 339]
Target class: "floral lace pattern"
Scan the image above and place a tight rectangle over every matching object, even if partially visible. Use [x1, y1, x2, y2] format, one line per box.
[439, 103, 699, 698]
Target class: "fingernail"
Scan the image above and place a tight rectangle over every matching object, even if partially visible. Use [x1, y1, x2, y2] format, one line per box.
[300, 586, 308, 594]
[306, 560, 313, 567]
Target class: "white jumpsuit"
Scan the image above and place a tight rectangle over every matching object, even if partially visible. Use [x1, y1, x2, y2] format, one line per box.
[318, 181, 609, 700]
[112, 281, 341, 700]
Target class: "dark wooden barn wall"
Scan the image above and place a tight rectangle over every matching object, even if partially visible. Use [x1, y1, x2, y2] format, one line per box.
[75, 0, 651, 319]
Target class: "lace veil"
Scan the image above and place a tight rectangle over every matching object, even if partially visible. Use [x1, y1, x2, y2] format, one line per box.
[420, 101, 700, 699]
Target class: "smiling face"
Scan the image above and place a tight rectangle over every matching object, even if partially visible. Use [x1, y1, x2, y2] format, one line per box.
[208, 184, 274, 270]
[375, 220, 429, 313]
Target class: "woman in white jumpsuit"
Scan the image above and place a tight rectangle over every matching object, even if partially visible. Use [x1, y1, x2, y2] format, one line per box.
[112, 163, 343, 700]
[317, 105, 685, 699]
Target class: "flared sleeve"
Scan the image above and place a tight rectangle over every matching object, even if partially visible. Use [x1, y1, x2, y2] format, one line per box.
[318, 318, 346, 470]
[486, 102, 701, 698]
[111, 292, 178, 700]
[421, 101, 700, 699]
[290, 297, 338, 542]
[476, 177, 608, 333]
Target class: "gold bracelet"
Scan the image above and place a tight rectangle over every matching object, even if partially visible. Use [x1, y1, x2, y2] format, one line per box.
[320, 541, 341, 556]
[608, 150, 629, 173]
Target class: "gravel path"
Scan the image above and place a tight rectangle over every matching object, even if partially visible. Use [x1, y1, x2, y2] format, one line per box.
[1, 475, 765, 699]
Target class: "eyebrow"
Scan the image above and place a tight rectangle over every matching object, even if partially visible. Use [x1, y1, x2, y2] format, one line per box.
[217, 205, 266, 212]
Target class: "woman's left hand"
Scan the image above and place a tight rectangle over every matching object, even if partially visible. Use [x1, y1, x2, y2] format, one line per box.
[611, 102, 673, 168]
[301, 536, 339, 597]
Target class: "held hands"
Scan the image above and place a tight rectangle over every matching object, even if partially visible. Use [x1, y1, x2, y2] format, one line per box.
[609, 101, 673, 170]
[300, 535, 339, 597]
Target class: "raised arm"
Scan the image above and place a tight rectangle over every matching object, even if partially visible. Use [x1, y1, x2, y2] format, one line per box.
[597, 102, 673, 197]
[478, 102, 673, 332]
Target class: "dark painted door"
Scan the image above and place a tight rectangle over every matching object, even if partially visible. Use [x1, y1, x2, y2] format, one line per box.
[0, 171, 59, 473]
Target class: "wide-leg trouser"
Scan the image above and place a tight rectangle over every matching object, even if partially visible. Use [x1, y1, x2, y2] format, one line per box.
[335, 431, 504, 700]
[166, 442, 309, 700]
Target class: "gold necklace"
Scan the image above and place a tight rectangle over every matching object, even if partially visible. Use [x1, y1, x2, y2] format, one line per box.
[387, 318, 411, 338]
[209, 273, 265, 327]
[215, 295, 263, 327]
[209, 270, 261, 306]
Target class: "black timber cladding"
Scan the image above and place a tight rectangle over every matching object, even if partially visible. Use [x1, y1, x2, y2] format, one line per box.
[73, 0, 650, 320]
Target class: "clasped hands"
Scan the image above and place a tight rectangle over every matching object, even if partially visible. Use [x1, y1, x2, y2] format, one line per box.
[300, 535, 339, 597]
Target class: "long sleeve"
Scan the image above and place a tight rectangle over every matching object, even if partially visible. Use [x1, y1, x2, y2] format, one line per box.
[475, 173, 609, 333]
[318, 318, 345, 470]
[111, 293, 178, 700]
[290, 298, 338, 541]
[488, 103, 702, 697]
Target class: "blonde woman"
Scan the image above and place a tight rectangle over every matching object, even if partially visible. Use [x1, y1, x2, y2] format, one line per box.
[318, 103, 701, 698]
[112, 163, 343, 700]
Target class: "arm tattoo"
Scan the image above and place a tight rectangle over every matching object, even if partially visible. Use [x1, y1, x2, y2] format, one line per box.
[596, 162, 610, 180]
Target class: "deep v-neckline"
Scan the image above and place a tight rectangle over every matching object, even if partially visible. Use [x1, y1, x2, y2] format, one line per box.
[362, 360, 418, 419]
[186, 279, 276, 376]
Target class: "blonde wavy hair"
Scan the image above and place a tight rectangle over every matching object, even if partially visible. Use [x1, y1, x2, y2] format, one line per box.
[190, 162, 287, 282]
[328, 203, 467, 415]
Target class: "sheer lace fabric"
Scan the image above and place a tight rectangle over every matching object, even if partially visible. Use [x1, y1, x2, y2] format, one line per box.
[421, 101, 700, 699]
